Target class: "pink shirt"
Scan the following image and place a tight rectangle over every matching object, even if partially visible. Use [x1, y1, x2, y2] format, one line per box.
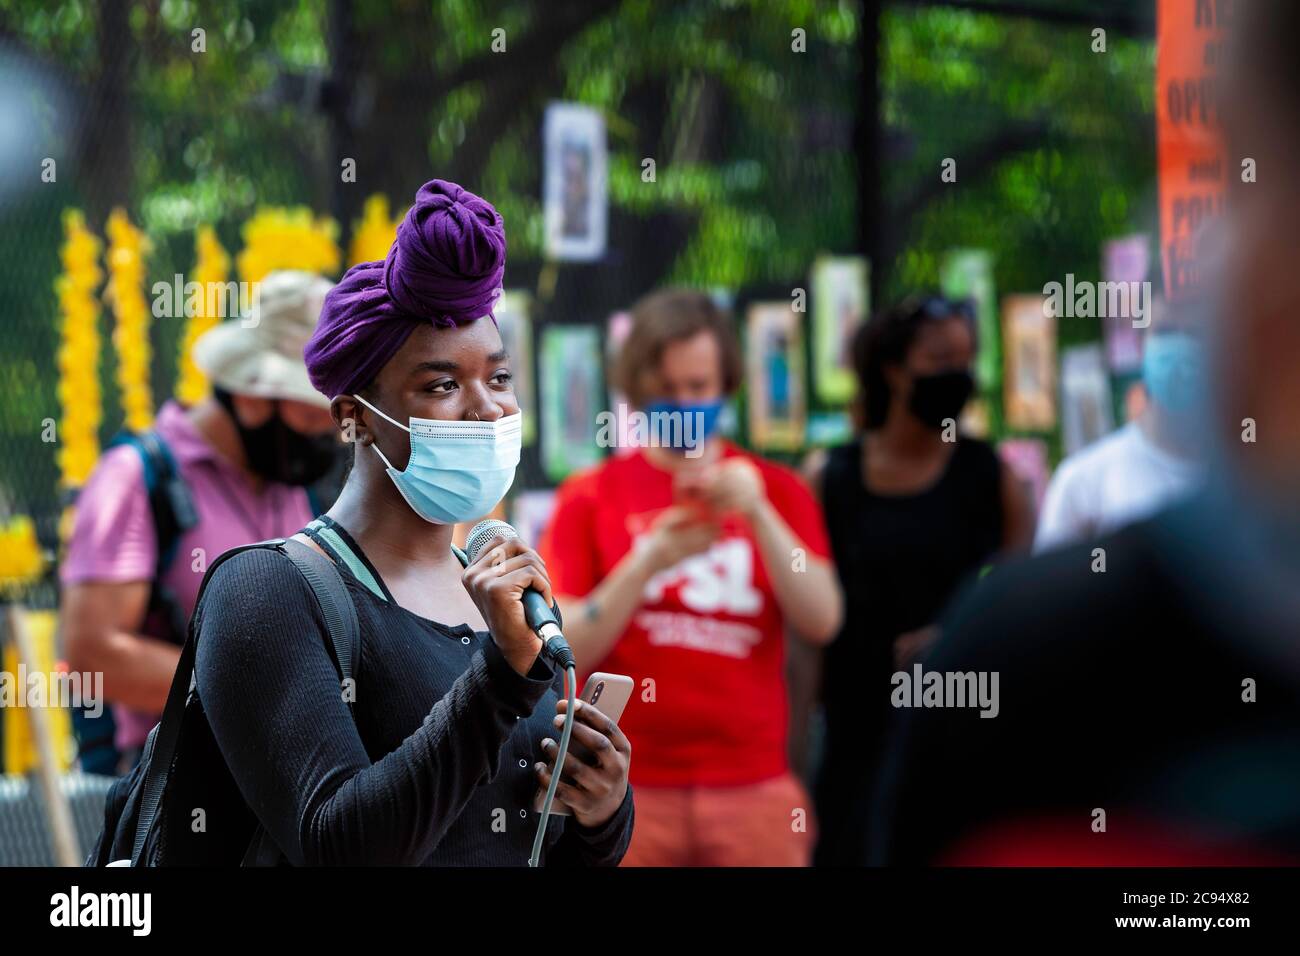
[61, 400, 316, 751]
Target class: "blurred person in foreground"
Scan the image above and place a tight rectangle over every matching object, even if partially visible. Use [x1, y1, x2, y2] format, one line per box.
[1035, 304, 1206, 552]
[872, 0, 1300, 864]
[61, 271, 340, 773]
[539, 289, 842, 866]
[809, 295, 1035, 866]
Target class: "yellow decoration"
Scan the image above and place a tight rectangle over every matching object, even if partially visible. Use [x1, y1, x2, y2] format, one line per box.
[0, 519, 60, 774]
[54, 209, 103, 488]
[0, 516, 45, 595]
[105, 208, 154, 432]
[348, 194, 403, 266]
[175, 225, 231, 405]
[237, 206, 341, 284]
[2, 609, 76, 775]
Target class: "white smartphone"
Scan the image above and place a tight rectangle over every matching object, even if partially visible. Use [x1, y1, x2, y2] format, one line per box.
[532, 672, 634, 816]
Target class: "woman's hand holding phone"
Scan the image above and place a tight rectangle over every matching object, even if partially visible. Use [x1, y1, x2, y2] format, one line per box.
[535, 698, 632, 828]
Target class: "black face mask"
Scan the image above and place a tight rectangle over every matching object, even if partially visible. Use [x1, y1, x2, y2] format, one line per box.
[908, 369, 975, 429]
[213, 387, 339, 486]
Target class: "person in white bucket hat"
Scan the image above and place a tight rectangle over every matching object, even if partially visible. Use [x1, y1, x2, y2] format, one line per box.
[192, 270, 335, 409]
[62, 270, 342, 774]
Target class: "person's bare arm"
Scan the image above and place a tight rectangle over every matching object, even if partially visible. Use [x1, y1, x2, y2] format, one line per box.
[551, 559, 652, 669]
[999, 461, 1037, 552]
[748, 498, 843, 645]
[700, 457, 842, 645]
[62, 581, 181, 712]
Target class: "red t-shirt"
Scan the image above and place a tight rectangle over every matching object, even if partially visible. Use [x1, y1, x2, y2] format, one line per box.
[539, 441, 832, 788]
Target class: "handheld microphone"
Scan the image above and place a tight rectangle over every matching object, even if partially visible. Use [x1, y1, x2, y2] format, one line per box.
[465, 519, 576, 670]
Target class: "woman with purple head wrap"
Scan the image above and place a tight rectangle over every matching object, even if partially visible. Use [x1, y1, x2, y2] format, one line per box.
[193, 179, 634, 866]
[304, 178, 507, 399]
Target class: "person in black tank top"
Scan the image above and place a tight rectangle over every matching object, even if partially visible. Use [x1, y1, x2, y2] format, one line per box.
[811, 295, 1034, 866]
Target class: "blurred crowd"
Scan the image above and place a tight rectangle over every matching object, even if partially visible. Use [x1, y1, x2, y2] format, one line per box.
[54, 0, 1300, 866]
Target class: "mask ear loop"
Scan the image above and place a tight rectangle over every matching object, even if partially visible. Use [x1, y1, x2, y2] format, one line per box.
[351, 393, 410, 471]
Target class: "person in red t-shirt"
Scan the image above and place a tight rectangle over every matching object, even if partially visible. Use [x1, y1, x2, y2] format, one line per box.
[540, 289, 843, 866]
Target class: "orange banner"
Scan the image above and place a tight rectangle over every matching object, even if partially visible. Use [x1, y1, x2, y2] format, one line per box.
[1156, 0, 1228, 302]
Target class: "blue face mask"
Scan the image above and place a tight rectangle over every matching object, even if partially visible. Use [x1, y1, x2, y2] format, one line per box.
[1142, 331, 1204, 414]
[353, 394, 521, 525]
[642, 398, 725, 454]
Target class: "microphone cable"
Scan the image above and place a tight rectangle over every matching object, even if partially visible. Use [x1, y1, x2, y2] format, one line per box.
[462, 518, 580, 866]
[530, 663, 578, 868]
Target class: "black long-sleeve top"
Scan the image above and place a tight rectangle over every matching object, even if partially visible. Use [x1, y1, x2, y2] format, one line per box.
[193, 533, 634, 866]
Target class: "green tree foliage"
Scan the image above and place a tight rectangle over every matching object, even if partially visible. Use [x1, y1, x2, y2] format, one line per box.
[884, 5, 1155, 328]
[0, 0, 1155, 533]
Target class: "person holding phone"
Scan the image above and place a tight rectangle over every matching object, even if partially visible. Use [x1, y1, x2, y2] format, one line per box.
[192, 179, 633, 865]
[534, 673, 635, 815]
[540, 288, 842, 867]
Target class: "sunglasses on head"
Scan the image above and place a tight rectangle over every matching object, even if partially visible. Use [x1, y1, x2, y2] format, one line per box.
[907, 295, 976, 323]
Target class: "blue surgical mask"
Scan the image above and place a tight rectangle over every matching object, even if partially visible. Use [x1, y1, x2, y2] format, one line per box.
[353, 394, 521, 525]
[642, 398, 725, 454]
[1142, 331, 1204, 414]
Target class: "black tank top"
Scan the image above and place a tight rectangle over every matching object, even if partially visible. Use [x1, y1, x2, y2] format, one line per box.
[819, 435, 1004, 755]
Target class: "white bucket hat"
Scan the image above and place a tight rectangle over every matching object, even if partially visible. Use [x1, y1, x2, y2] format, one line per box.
[191, 270, 335, 409]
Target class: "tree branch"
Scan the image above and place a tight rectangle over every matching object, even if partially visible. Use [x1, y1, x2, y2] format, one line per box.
[881, 116, 1051, 262]
[893, 0, 1154, 38]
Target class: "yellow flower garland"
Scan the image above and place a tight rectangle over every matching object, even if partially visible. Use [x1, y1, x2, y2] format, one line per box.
[348, 194, 403, 266]
[105, 208, 154, 431]
[0, 516, 45, 595]
[54, 209, 103, 489]
[174, 225, 231, 405]
[237, 207, 341, 284]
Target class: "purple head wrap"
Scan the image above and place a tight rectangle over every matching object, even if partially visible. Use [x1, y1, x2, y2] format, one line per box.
[304, 179, 506, 398]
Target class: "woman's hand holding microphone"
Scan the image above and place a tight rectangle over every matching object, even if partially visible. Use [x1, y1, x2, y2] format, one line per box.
[461, 533, 550, 676]
[461, 533, 631, 829]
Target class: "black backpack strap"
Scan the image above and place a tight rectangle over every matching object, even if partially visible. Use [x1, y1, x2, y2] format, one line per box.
[131, 536, 362, 866]
[131, 538, 286, 864]
[280, 537, 360, 700]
